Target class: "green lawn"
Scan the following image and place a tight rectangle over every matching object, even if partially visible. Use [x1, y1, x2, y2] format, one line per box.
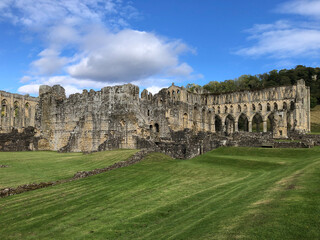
[0, 149, 138, 188]
[0, 147, 319, 239]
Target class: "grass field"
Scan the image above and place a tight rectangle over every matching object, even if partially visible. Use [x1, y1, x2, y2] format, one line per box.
[0, 149, 138, 188]
[0, 147, 319, 239]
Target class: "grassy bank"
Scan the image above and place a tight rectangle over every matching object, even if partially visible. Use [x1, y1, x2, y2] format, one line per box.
[0, 149, 138, 188]
[0, 147, 319, 239]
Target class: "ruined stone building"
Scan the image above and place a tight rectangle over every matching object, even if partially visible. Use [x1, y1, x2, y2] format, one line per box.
[0, 80, 312, 158]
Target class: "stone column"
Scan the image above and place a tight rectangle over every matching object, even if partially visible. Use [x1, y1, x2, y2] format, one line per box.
[263, 121, 267, 132]
[248, 120, 252, 132]
[234, 121, 238, 132]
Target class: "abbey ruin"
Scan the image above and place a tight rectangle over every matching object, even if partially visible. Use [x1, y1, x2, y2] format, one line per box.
[0, 80, 315, 158]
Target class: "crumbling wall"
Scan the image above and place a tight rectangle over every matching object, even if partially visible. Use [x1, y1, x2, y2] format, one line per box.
[0, 127, 39, 151]
[36, 80, 311, 158]
[0, 91, 38, 133]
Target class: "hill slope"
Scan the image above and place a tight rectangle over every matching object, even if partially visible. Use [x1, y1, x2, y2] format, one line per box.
[0, 147, 319, 239]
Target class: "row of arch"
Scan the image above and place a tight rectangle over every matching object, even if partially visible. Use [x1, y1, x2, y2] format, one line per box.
[1, 99, 33, 129]
[210, 101, 294, 115]
[181, 110, 283, 134]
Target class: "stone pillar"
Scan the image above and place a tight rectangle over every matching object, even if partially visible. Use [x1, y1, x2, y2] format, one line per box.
[234, 121, 238, 132]
[263, 121, 267, 132]
[248, 120, 252, 132]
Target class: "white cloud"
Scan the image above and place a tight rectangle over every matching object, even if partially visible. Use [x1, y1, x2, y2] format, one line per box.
[236, 0, 320, 59]
[32, 49, 69, 75]
[277, 0, 320, 18]
[18, 84, 40, 95]
[0, 0, 137, 29]
[236, 27, 320, 58]
[68, 29, 193, 82]
[4, 0, 199, 96]
[147, 86, 164, 94]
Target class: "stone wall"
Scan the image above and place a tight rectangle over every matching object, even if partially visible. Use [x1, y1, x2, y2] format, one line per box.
[0, 91, 38, 133]
[35, 80, 311, 158]
[0, 127, 39, 151]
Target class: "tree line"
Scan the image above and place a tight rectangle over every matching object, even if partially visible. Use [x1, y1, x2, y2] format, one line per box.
[186, 65, 320, 108]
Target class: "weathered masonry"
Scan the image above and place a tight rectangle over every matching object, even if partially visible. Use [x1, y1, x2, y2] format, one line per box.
[0, 91, 38, 133]
[0, 80, 312, 157]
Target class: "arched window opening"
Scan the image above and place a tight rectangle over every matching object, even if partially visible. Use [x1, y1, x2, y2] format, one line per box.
[230, 105, 234, 113]
[238, 114, 248, 132]
[202, 109, 206, 130]
[14, 101, 19, 118]
[225, 115, 235, 135]
[267, 114, 275, 132]
[1, 99, 8, 117]
[283, 102, 287, 110]
[258, 103, 262, 111]
[238, 105, 241, 112]
[244, 104, 248, 112]
[274, 102, 278, 111]
[149, 125, 153, 131]
[193, 106, 200, 131]
[168, 91, 170, 96]
[25, 103, 30, 118]
[252, 113, 263, 132]
[218, 106, 221, 114]
[290, 101, 295, 111]
[155, 123, 160, 133]
[147, 109, 150, 116]
[252, 104, 256, 112]
[225, 106, 228, 113]
[215, 115, 222, 132]
[267, 103, 271, 111]
[177, 90, 180, 94]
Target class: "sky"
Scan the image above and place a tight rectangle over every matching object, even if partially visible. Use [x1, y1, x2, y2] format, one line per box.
[1, 0, 320, 96]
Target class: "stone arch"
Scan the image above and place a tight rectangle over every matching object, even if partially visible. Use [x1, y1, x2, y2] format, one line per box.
[274, 102, 278, 111]
[244, 104, 248, 112]
[252, 104, 256, 112]
[283, 102, 287, 110]
[207, 110, 212, 131]
[267, 103, 271, 111]
[237, 105, 241, 112]
[225, 114, 235, 134]
[14, 101, 20, 128]
[252, 113, 263, 132]
[238, 113, 248, 132]
[193, 106, 200, 131]
[154, 123, 160, 133]
[183, 113, 188, 129]
[201, 108, 206, 130]
[290, 101, 295, 111]
[1, 99, 8, 117]
[25, 102, 31, 126]
[267, 113, 275, 132]
[215, 115, 222, 132]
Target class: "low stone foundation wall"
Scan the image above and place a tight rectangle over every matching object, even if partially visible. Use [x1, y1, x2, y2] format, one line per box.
[0, 149, 152, 198]
[0, 127, 39, 151]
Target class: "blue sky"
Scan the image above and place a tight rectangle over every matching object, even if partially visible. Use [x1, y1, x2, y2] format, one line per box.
[1, 0, 320, 96]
